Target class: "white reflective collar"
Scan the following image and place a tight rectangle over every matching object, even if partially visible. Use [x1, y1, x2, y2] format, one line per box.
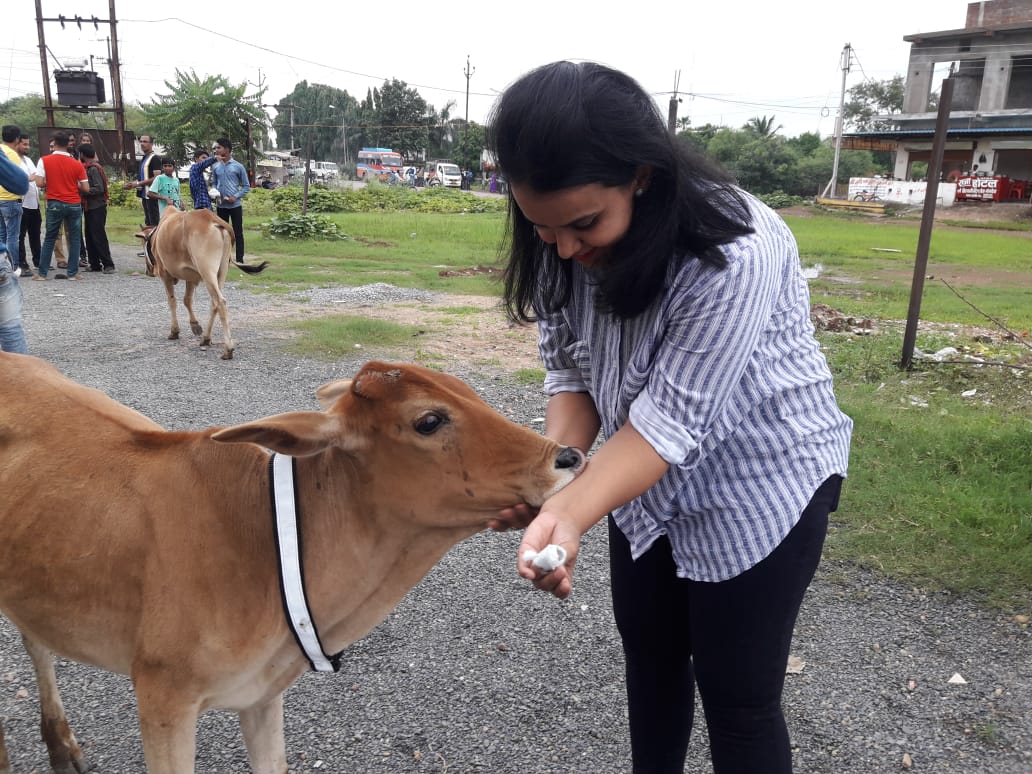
[270, 453, 342, 672]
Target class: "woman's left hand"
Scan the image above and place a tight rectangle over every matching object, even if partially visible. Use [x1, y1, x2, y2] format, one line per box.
[487, 503, 537, 532]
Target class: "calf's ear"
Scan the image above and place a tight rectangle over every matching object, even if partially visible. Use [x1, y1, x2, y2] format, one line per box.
[211, 412, 342, 456]
[315, 379, 353, 410]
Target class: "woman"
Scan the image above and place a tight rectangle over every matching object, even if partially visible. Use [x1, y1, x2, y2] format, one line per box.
[488, 61, 852, 774]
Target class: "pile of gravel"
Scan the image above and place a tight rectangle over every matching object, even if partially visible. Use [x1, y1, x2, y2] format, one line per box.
[2, 245, 1028, 773]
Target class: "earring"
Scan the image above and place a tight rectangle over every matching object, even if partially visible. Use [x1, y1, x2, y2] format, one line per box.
[634, 188, 645, 198]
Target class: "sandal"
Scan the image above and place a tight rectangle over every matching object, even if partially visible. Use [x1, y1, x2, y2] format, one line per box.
[56, 261, 68, 268]
[67, 274, 84, 281]
[31, 275, 47, 281]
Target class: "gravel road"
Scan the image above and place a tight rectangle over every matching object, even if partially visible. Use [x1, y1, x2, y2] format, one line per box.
[1, 245, 1028, 773]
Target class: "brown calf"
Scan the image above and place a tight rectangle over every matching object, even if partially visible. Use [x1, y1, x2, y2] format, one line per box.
[0, 355, 583, 773]
[138, 208, 269, 360]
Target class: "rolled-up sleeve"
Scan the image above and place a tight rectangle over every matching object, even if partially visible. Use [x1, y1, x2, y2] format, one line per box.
[538, 309, 590, 395]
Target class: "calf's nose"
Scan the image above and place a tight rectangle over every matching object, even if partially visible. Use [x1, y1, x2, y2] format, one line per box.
[555, 446, 585, 471]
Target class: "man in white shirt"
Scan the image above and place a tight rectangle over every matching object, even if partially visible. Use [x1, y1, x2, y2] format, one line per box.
[17, 133, 40, 276]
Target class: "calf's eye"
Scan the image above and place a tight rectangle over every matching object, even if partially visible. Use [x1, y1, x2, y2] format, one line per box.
[414, 412, 446, 435]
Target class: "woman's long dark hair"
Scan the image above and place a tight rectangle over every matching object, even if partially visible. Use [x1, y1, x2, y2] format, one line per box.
[488, 61, 754, 322]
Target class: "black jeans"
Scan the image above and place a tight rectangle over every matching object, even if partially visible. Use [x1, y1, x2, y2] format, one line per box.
[609, 476, 842, 774]
[217, 205, 245, 261]
[142, 196, 160, 227]
[84, 206, 113, 269]
[19, 207, 41, 266]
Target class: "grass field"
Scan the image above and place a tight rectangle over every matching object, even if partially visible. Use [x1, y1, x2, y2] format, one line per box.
[104, 204, 1032, 612]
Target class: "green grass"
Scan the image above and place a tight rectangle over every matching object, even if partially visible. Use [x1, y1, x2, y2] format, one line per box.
[820, 330, 1031, 609]
[104, 203, 1032, 611]
[285, 315, 421, 359]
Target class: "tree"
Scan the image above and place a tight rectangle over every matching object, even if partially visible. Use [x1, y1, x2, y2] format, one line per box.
[376, 79, 430, 159]
[142, 70, 268, 164]
[452, 122, 486, 173]
[744, 115, 782, 137]
[843, 75, 907, 132]
[273, 82, 358, 164]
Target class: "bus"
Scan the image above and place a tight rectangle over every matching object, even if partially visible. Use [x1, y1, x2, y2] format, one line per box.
[356, 147, 404, 180]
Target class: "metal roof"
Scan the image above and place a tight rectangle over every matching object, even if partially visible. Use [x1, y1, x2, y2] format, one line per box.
[845, 127, 1032, 140]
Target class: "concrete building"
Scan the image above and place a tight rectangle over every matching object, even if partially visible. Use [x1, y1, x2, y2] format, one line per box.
[847, 0, 1032, 191]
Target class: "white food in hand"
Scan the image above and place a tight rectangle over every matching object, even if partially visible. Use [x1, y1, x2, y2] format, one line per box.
[522, 544, 568, 572]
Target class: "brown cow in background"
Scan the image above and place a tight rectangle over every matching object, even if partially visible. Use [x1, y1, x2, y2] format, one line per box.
[138, 208, 268, 360]
[0, 356, 584, 773]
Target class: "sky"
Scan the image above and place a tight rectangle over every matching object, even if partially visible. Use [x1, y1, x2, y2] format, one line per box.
[3, 1, 968, 144]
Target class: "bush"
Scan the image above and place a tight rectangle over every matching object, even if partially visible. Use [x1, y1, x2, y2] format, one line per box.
[268, 183, 507, 216]
[756, 190, 804, 210]
[259, 213, 348, 240]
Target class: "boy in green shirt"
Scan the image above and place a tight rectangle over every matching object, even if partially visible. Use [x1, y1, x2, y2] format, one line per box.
[147, 157, 183, 217]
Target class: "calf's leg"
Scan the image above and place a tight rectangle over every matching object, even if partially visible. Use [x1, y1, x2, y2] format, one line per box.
[182, 280, 202, 336]
[160, 275, 180, 340]
[134, 673, 200, 774]
[20, 634, 89, 774]
[1, 719, 11, 774]
[239, 694, 288, 774]
[201, 281, 234, 360]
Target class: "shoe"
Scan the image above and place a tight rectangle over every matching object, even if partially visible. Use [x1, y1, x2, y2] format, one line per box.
[102, 266, 116, 274]
[56, 261, 68, 269]
[31, 274, 46, 281]
[19, 267, 33, 278]
[67, 274, 84, 281]
[54, 273, 67, 279]
[79, 260, 89, 269]
[88, 267, 103, 272]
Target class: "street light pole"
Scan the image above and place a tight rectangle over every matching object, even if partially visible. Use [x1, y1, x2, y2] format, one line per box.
[464, 56, 475, 138]
[328, 105, 347, 167]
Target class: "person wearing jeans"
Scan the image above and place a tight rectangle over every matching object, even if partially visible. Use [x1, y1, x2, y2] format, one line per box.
[211, 137, 250, 262]
[0, 125, 24, 277]
[34, 131, 88, 281]
[0, 148, 29, 352]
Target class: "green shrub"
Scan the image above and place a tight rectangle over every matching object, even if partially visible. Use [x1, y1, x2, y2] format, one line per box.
[268, 183, 507, 216]
[260, 213, 348, 240]
[756, 190, 804, 209]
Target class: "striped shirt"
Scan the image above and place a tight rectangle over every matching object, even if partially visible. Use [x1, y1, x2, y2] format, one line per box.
[538, 192, 852, 581]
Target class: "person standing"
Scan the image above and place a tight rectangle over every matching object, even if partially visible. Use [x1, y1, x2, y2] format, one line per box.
[210, 138, 249, 263]
[188, 148, 217, 210]
[0, 125, 25, 280]
[17, 133, 41, 275]
[0, 149, 29, 352]
[78, 144, 115, 274]
[147, 157, 183, 217]
[34, 131, 89, 281]
[487, 62, 852, 774]
[123, 134, 162, 228]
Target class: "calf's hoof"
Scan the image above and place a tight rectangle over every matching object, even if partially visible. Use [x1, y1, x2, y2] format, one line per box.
[221, 349, 234, 360]
[168, 331, 179, 340]
[190, 322, 203, 335]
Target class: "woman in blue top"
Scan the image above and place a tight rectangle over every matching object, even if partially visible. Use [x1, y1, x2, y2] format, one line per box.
[488, 61, 852, 773]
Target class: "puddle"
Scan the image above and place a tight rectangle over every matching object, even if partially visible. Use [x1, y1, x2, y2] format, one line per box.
[802, 263, 824, 280]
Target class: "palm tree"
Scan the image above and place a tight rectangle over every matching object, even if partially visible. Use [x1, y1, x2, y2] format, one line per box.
[744, 115, 783, 137]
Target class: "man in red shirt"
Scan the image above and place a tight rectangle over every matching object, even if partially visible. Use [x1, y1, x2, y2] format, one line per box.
[33, 131, 89, 280]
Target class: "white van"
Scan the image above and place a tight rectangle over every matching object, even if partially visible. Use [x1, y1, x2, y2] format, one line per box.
[427, 161, 462, 188]
[309, 161, 339, 182]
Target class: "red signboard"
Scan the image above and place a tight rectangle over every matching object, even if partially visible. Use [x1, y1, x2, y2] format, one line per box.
[955, 175, 1029, 202]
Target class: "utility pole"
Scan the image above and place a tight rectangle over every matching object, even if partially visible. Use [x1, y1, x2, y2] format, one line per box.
[463, 55, 475, 140]
[822, 43, 852, 199]
[35, 0, 131, 175]
[900, 76, 955, 370]
[668, 70, 682, 134]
